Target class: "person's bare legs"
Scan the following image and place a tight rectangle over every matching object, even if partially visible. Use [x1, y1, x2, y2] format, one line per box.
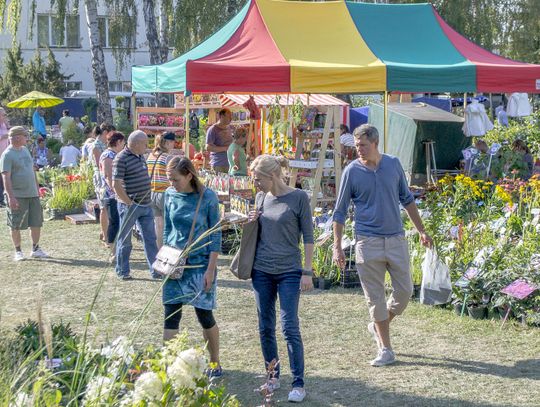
[11, 229, 21, 249]
[100, 207, 108, 243]
[30, 227, 41, 247]
[203, 325, 220, 366]
[163, 328, 178, 342]
[374, 312, 396, 349]
[155, 215, 163, 248]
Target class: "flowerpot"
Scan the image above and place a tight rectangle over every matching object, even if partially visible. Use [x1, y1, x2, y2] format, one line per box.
[318, 277, 332, 290]
[412, 285, 421, 300]
[340, 269, 361, 289]
[312, 277, 319, 289]
[467, 304, 489, 320]
[454, 302, 465, 316]
[496, 306, 513, 320]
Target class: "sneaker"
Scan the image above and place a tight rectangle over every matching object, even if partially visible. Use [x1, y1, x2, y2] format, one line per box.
[14, 251, 24, 261]
[255, 378, 280, 394]
[205, 366, 223, 378]
[288, 387, 306, 403]
[30, 248, 49, 258]
[370, 348, 396, 367]
[368, 322, 382, 350]
[117, 274, 133, 281]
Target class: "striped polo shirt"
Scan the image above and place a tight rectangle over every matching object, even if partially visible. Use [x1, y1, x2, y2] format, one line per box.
[147, 152, 170, 193]
[113, 148, 151, 205]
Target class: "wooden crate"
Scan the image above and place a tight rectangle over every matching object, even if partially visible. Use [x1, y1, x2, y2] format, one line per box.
[66, 213, 97, 225]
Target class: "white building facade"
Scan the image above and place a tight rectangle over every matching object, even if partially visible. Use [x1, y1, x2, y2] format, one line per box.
[0, 0, 153, 93]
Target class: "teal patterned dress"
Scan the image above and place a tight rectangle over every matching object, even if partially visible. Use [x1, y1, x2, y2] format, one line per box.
[162, 187, 222, 310]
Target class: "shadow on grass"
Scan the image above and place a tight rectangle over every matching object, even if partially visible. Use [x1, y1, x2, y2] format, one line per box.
[399, 354, 540, 380]
[33, 257, 150, 272]
[221, 370, 504, 407]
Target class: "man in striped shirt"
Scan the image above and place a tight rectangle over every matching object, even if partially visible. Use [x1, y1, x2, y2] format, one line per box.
[113, 130, 159, 280]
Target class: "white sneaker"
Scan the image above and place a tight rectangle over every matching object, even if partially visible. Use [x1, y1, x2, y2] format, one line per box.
[30, 248, 49, 258]
[14, 251, 24, 261]
[255, 378, 280, 394]
[370, 348, 396, 367]
[368, 322, 382, 350]
[288, 387, 306, 403]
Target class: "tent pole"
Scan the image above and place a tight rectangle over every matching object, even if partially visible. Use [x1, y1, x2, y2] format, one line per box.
[489, 93, 494, 120]
[131, 93, 137, 130]
[384, 91, 388, 153]
[185, 94, 190, 155]
[463, 92, 467, 111]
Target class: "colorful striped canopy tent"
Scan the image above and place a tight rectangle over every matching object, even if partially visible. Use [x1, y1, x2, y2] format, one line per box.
[132, 0, 540, 94]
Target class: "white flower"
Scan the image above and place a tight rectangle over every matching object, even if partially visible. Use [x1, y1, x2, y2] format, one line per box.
[167, 348, 207, 390]
[101, 336, 134, 366]
[10, 392, 32, 407]
[449, 226, 460, 239]
[133, 372, 163, 403]
[83, 376, 113, 406]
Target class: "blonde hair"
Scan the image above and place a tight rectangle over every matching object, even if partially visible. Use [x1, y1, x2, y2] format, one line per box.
[153, 132, 171, 155]
[250, 154, 288, 178]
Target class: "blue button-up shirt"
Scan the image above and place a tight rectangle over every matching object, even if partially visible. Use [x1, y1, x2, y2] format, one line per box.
[333, 155, 414, 237]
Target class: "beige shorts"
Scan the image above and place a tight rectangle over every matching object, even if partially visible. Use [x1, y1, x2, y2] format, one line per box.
[355, 234, 412, 322]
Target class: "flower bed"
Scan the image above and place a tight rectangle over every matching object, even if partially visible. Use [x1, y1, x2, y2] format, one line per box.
[409, 174, 540, 325]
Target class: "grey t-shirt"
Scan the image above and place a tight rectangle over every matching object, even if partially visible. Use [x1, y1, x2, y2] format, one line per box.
[0, 146, 38, 198]
[253, 189, 314, 274]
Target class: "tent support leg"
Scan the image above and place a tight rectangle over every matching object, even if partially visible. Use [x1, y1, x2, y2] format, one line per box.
[185, 94, 190, 155]
[464, 92, 467, 111]
[384, 91, 388, 153]
[131, 93, 137, 129]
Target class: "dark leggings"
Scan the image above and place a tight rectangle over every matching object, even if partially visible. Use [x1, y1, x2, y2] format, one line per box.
[164, 303, 216, 330]
[105, 197, 120, 244]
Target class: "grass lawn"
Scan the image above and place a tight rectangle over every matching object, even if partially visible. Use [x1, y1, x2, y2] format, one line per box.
[0, 217, 539, 406]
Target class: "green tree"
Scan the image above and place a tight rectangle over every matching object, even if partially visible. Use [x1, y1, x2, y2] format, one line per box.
[0, 44, 70, 125]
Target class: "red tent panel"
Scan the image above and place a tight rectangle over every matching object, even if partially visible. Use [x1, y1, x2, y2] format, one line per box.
[434, 8, 540, 93]
[186, 1, 290, 93]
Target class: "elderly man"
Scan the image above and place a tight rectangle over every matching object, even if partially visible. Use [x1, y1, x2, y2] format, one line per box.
[205, 108, 233, 173]
[113, 130, 158, 280]
[333, 124, 432, 367]
[0, 126, 48, 261]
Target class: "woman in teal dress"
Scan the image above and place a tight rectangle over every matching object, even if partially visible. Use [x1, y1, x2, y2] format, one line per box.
[163, 156, 222, 376]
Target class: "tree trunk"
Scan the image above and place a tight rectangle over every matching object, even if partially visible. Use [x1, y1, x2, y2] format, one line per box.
[84, 0, 113, 124]
[158, 0, 170, 63]
[143, 0, 162, 65]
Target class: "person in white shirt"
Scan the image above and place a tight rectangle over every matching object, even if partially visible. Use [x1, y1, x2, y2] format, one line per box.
[59, 141, 81, 168]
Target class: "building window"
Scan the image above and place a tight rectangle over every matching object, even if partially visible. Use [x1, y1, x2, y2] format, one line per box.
[65, 81, 82, 92]
[38, 14, 80, 48]
[97, 17, 136, 48]
[109, 81, 123, 92]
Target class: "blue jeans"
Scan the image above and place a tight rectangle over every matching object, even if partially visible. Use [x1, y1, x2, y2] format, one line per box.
[115, 202, 158, 277]
[252, 269, 304, 388]
[104, 198, 119, 245]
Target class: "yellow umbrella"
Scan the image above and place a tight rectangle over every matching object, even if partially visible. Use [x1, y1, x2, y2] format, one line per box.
[7, 91, 64, 109]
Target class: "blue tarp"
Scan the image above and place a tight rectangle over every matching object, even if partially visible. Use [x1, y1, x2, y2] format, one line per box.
[411, 97, 452, 112]
[350, 106, 369, 131]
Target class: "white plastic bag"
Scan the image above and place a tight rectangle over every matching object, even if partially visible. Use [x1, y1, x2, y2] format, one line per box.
[420, 248, 452, 305]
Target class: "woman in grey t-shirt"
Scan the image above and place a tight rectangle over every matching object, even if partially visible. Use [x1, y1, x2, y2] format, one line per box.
[249, 155, 314, 403]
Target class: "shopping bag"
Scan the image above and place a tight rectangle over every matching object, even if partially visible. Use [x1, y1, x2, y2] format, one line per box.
[420, 248, 452, 305]
[230, 219, 258, 280]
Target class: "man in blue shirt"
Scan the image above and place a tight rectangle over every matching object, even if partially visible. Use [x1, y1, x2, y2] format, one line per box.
[333, 124, 432, 367]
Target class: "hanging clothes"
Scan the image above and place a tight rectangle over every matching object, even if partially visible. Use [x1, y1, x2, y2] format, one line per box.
[462, 99, 494, 137]
[496, 106, 509, 127]
[507, 93, 532, 117]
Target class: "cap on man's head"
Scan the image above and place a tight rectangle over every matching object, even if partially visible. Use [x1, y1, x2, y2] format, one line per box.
[163, 132, 176, 141]
[8, 126, 29, 138]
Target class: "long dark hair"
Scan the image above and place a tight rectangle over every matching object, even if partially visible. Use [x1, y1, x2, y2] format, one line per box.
[167, 156, 204, 193]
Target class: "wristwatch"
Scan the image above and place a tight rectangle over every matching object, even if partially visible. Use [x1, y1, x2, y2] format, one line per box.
[301, 269, 314, 276]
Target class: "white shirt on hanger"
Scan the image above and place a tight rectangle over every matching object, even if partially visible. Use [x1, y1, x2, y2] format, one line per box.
[462, 99, 494, 137]
[507, 93, 532, 117]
